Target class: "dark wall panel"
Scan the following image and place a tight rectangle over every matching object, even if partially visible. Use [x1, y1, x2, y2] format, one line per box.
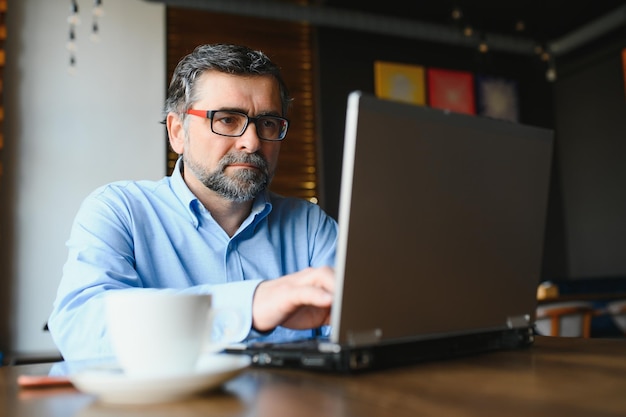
[554, 36, 626, 278]
[316, 28, 556, 220]
[316, 26, 626, 280]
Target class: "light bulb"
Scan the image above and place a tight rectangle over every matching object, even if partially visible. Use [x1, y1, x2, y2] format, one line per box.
[67, 15, 81, 25]
[93, 6, 105, 17]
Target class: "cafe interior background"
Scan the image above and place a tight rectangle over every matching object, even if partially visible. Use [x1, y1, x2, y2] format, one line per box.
[0, 0, 625, 362]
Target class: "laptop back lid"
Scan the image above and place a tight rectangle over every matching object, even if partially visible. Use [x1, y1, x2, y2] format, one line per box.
[331, 91, 554, 347]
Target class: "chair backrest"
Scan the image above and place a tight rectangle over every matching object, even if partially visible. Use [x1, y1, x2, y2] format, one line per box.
[535, 301, 595, 338]
[607, 299, 626, 336]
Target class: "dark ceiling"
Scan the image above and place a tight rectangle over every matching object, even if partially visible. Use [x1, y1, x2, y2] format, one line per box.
[324, 1, 626, 42]
[150, 0, 625, 55]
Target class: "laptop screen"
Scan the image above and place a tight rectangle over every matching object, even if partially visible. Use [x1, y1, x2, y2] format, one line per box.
[331, 91, 554, 347]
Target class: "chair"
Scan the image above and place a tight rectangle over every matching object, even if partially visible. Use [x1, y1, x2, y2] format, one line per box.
[606, 299, 626, 336]
[535, 301, 595, 338]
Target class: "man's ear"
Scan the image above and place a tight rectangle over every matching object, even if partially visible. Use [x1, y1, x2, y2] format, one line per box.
[167, 112, 185, 154]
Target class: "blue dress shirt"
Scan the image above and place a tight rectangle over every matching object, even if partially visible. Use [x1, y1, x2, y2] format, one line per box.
[48, 158, 338, 361]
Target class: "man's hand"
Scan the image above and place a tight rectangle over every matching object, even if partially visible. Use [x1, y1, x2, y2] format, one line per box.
[251, 266, 335, 332]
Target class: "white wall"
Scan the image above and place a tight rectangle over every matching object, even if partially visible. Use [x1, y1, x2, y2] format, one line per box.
[3, 0, 165, 355]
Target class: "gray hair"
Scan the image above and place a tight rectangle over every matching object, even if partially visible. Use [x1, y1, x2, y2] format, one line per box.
[162, 43, 292, 122]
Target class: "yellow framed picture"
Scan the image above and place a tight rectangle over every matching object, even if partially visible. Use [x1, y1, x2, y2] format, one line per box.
[374, 61, 426, 105]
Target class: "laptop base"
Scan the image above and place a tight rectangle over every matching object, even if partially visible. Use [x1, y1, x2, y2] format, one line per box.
[227, 328, 534, 373]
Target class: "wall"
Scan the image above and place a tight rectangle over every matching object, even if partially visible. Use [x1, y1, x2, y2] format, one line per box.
[554, 34, 626, 278]
[315, 26, 626, 281]
[316, 27, 556, 218]
[315, 27, 564, 277]
[1, 0, 166, 356]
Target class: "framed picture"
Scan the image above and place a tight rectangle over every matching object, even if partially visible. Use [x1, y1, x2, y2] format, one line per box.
[374, 61, 426, 105]
[427, 68, 476, 115]
[476, 75, 519, 122]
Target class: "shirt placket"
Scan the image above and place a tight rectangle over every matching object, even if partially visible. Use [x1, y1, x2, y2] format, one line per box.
[224, 238, 244, 283]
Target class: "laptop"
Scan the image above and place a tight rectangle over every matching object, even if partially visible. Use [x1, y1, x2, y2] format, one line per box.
[226, 90, 555, 372]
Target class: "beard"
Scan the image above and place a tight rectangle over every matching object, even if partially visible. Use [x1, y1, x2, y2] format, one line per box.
[183, 151, 271, 202]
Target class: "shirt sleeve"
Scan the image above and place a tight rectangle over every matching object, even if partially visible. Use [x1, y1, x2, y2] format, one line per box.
[47, 187, 262, 361]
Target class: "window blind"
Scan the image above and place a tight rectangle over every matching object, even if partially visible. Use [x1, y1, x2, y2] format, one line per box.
[166, 7, 319, 202]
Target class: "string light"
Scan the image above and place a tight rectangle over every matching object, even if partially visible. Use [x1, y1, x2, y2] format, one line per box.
[66, 25, 77, 52]
[90, 20, 100, 42]
[66, 0, 105, 73]
[534, 44, 557, 82]
[93, 0, 104, 17]
[534, 44, 544, 55]
[546, 58, 557, 82]
[449, 8, 552, 80]
[451, 7, 462, 21]
[67, 0, 80, 25]
[91, 0, 104, 42]
[478, 34, 488, 53]
[67, 0, 79, 73]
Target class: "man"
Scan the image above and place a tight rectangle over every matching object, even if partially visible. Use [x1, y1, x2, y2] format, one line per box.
[48, 44, 337, 361]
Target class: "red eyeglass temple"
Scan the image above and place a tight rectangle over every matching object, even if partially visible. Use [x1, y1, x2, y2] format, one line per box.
[186, 109, 208, 117]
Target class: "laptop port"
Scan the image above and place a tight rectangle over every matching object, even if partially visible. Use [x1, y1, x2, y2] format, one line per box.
[349, 351, 372, 369]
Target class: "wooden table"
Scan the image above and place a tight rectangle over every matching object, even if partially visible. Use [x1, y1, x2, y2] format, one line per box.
[2, 336, 625, 417]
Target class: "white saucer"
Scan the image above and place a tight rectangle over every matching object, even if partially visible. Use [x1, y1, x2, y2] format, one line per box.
[69, 353, 251, 405]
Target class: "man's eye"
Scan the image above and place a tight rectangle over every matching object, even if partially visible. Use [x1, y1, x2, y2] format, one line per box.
[261, 119, 278, 129]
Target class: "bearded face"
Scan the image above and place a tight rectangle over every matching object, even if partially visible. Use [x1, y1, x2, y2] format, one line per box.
[183, 150, 271, 202]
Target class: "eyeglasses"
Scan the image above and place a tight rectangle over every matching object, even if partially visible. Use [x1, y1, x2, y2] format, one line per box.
[186, 109, 289, 141]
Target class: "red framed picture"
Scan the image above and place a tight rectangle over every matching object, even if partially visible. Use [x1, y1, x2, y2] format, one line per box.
[427, 68, 476, 115]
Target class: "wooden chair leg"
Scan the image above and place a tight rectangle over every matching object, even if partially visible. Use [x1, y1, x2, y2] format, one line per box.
[582, 313, 592, 338]
[550, 316, 561, 337]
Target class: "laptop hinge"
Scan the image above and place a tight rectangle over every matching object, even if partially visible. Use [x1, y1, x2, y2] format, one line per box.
[347, 328, 382, 346]
[507, 314, 531, 329]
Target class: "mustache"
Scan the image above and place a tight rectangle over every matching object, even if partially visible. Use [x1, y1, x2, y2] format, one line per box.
[218, 152, 269, 175]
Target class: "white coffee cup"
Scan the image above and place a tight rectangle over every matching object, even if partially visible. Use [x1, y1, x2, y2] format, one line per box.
[104, 290, 239, 378]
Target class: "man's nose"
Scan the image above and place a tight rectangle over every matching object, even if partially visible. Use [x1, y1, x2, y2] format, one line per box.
[234, 122, 262, 153]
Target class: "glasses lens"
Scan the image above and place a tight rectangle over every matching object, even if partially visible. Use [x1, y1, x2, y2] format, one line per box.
[256, 116, 288, 140]
[211, 111, 248, 136]
[210, 111, 288, 140]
